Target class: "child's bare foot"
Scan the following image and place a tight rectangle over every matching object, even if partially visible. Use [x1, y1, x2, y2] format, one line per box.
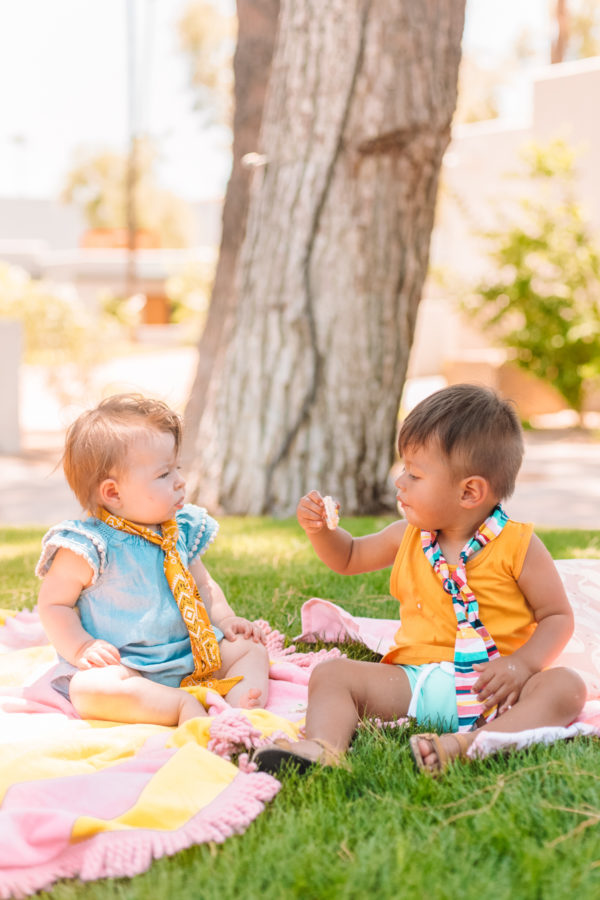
[236, 688, 263, 709]
[409, 731, 474, 775]
[178, 692, 208, 725]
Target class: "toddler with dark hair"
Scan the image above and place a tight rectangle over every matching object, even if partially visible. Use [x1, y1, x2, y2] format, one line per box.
[254, 384, 586, 775]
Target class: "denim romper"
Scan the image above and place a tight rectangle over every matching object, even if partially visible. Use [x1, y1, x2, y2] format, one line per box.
[36, 504, 219, 694]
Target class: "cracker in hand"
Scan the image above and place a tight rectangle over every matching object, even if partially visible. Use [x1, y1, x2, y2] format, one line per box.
[323, 495, 339, 530]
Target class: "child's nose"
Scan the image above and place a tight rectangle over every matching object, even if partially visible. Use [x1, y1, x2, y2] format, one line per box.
[175, 471, 186, 489]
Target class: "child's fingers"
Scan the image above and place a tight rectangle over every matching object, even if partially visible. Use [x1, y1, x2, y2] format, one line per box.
[472, 665, 492, 693]
[481, 675, 516, 707]
[300, 492, 325, 516]
[305, 490, 324, 504]
[475, 673, 502, 702]
[498, 692, 518, 715]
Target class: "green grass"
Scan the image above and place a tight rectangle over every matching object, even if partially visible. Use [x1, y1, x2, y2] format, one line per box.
[2, 520, 600, 899]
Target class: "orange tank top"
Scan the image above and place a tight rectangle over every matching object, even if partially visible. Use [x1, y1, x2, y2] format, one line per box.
[381, 520, 536, 666]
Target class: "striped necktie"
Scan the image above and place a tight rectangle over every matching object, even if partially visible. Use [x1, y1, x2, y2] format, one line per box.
[421, 504, 508, 732]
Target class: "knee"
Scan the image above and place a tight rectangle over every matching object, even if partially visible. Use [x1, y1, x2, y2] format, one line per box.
[534, 666, 587, 720]
[235, 637, 270, 664]
[308, 657, 352, 695]
[70, 663, 125, 691]
[69, 664, 135, 706]
[552, 667, 587, 719]
[252, 641, 270, 665]
[251, 638, 270, 660]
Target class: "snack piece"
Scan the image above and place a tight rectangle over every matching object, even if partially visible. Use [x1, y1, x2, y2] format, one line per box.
[323, 495, 339, 530]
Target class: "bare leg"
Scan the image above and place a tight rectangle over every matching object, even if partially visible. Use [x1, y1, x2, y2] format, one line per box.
[216, 637, 270, 708]
[69, 664, 207, 726]
[280, 657, 413, 762]
[413, 666, 587, 771]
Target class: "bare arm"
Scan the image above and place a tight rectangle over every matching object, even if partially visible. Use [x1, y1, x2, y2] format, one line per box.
[511, 533, 574, 670]
[189, 557, 265, 643]
[297, 490, 407, 574]
[37, 548, 121, 668]
[474, 534, 574, 711]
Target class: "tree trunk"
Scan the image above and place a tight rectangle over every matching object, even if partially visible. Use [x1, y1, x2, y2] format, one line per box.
[191, 0, 466, 515]
[182, 0, 280, 484]
[551, 0, 570, 63]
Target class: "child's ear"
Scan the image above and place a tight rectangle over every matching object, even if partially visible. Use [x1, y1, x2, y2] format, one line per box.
[98, 478, 122, 509]
[459, 475, 490, 508]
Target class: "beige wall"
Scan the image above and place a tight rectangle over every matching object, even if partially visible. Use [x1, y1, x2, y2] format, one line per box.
[410, 56, 600, 398]
[0, 320, 22, 453]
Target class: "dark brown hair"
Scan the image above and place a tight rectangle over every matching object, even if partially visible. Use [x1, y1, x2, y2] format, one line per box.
[398, 383, 524, 499]
[62, 393, 182, 512]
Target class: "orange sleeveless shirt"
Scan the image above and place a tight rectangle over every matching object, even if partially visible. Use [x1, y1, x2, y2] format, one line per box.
[381, 520, 536, 666]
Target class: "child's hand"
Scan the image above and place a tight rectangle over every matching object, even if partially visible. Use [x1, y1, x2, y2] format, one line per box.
[75, 638, 121, 669]
[220, 616, 266, 644]
[297, 491, 332, 534]
[472, 656, 533, 713]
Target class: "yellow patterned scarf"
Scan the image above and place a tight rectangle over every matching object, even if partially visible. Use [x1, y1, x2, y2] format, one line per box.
[96, 508, 234, 692]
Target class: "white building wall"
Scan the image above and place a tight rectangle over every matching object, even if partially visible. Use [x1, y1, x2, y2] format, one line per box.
[410, 57, 600, 386]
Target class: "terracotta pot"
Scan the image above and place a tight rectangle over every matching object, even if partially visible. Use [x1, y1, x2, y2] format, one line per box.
[80, 228, 161, 249]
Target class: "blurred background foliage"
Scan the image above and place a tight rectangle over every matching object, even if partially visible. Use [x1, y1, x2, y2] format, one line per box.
[464, 139, 600, 417]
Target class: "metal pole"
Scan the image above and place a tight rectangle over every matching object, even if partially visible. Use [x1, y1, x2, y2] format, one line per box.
[125, 0, 138, 298]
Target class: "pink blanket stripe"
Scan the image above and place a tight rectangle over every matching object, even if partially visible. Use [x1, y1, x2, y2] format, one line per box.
[0, 611, 340, 898]
[0, 770, 278, 899]
[1, 556, 598, 897]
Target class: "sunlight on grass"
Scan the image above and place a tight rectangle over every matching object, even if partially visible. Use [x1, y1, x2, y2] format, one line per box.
[0, 521, 599, 899]
[0, 528, 44, 612]
[537, 530, 600, 560]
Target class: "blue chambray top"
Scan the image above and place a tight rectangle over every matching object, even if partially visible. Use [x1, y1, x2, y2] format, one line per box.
[36, 504, 219, 688]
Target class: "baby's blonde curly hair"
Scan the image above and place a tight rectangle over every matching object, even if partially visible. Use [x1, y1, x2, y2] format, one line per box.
[62, 393, 182, 513]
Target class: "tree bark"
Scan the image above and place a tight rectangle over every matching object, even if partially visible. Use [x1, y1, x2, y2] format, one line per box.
[182, 0, 280, 483]
[551, 0, 570, 63]
[190, 0, 466, 515]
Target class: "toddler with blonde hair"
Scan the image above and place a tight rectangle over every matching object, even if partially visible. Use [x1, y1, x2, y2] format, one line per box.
[37, 393, 269, 726]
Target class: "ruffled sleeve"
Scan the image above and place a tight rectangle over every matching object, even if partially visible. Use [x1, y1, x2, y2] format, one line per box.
[176, 504, 219, 563]
[35, 520, 107, 584]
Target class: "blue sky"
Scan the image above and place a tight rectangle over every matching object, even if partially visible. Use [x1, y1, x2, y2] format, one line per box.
[0, 0, 551, 201]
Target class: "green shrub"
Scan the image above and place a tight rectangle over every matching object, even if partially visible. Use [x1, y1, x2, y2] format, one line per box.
[0, 262, 100, 365]
[464, 139, 600, 415]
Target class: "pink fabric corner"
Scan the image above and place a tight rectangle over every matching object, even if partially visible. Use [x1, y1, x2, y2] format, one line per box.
[0, 770, 279, 899]
[296, 597, 397, 654]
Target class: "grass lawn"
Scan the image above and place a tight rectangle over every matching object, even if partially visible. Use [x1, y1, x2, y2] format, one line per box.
[1, 519, 600, 900]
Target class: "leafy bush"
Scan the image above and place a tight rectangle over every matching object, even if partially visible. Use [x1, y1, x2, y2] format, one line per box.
[464, 139, 600, 414]
[61, 138, 195, 248]
[165, 257, 215, 325]
[0, 262, 100, 365]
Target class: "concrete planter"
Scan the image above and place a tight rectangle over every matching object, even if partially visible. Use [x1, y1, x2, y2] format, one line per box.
[0, 319, 22, 454]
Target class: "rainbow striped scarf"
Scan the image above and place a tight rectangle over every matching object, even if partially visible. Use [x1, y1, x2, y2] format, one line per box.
[421, 504, 508, 732]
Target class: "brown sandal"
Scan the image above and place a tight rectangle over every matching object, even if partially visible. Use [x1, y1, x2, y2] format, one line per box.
[409, 732, 471, 776]
[253, 737, 344, 775]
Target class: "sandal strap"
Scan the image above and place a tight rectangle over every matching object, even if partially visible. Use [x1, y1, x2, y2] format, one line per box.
[311, 737, 348, 768]
[270, 736, 346, 768]
[454, 732, 471, 758]
[411, 731, 471, 775]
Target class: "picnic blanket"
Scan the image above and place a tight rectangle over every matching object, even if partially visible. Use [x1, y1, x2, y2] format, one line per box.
[1, 557, 599, 896]
[0, 614, 340, 899]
